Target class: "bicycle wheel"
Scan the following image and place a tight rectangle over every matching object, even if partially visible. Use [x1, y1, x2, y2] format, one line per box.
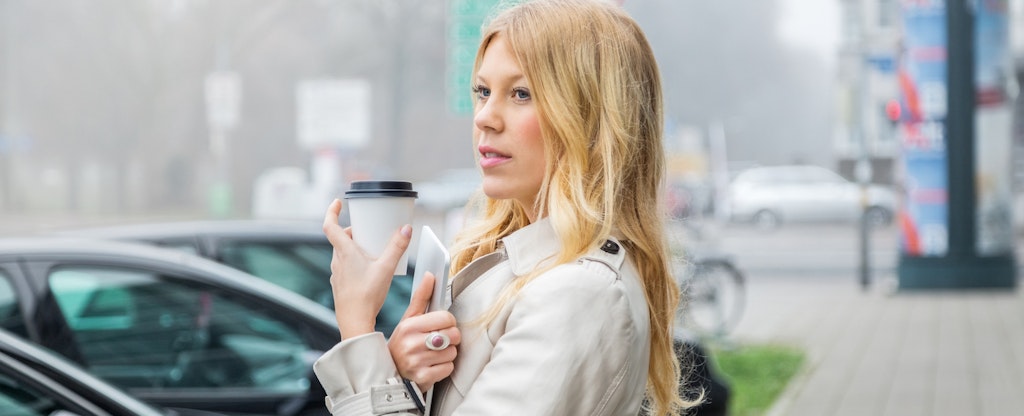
[676, 258, 746, 337]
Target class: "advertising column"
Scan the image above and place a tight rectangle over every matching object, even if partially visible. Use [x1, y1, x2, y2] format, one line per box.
[896, 0, 1016, 288]
[896, 1, 948, 258]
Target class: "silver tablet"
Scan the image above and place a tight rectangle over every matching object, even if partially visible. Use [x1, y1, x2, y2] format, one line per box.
[410, 225, 451, 312]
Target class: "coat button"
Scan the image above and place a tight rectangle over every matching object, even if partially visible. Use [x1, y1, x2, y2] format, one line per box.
[601, 240, 619, 254]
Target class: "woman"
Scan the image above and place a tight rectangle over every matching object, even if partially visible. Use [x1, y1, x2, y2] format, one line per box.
[316, 0, 693, 414]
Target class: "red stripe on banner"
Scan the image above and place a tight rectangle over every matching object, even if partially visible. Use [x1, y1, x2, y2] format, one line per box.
[899, 210, 922, 256]
[910, 188, 948, 204]
[898, 69, 925, 122]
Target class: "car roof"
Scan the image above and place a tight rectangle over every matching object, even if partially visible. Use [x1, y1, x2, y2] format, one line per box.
[0, 327, 165, 416]
[54, 219, 326, 241]
[733, 164, 841, 182]
[0, 236, 336, 327]
[737, 164, 836, 174]
[0, 236, 198, 259]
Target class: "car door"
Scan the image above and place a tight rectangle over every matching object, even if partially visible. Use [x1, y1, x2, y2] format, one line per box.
[0, 352, 122, 416]
[770, 168, 815, 221]
[798, 167, 859, 222]
[14, 258, 333, 416]
[780, 167, 851, 223]
[208, 236, 413, 337]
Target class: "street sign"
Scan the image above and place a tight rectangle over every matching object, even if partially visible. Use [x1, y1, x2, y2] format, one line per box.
[204, 71, 242, 131]
[296, 79, 371, 150]
[446, 0, 504, 115]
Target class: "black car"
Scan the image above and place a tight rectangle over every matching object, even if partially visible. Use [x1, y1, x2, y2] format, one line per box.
[0, 324, 225, 416]
[59, 220, 412, 337]
[61, 221, 731, 415]
[0, 237, 340, 416]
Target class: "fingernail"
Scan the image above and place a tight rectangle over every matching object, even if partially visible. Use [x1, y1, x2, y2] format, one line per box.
[401, 224, 412, 237]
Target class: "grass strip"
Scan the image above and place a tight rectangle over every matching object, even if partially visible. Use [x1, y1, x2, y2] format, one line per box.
[711, 343, 805, 416]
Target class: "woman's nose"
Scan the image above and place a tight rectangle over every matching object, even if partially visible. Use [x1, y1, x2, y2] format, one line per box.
[473, 99, 503, 132]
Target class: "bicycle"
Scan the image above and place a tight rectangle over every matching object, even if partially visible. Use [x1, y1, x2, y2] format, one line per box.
[668, 219, 747, 339]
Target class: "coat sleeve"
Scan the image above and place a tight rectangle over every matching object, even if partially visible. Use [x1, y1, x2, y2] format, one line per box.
[313, 332, 425, 416]
[449, 261, 647, 416]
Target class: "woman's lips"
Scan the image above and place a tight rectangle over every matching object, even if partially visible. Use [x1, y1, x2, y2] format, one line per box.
[478, 146, 510, 168]
[479, 152, 510, 168]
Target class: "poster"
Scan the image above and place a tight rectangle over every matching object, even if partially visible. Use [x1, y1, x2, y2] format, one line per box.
[896, 1, 948, 256]
[974, 0, 1015, 256]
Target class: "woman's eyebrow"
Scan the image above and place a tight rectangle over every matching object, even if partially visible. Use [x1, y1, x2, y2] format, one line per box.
[475, 73, 526, 84]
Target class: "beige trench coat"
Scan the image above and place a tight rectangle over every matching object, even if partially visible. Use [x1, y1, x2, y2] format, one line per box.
[313, 218, 651, 415]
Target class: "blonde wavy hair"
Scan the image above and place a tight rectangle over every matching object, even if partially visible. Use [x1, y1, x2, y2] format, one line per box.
[448, 0, 692, 414]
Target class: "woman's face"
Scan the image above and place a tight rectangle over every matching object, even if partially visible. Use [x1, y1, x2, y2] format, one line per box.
[472, 35, 546, 221]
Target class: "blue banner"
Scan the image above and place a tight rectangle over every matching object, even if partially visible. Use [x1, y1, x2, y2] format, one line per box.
[896, 1, 948, 256]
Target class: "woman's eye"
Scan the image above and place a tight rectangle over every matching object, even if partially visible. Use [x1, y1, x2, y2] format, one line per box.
[512, 88, 531, 101]
[472, 86, 490, 100]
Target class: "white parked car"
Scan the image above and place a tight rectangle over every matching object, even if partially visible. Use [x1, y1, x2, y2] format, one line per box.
[728, 165, 896, 229]
[414, 168, 483, 212]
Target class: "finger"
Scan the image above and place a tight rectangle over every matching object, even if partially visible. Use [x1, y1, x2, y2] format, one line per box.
[378, 224, 413, 269]
[444, 324, 461, 346]
[322, 200, 350, 247]
[411, 362, 455, 392]
[428, 326, 461, 348]
[403, 273, 435, 318]
[322, 199, 342, 230]
[417, 347, 458, 367]
[405, 327, 460, 351]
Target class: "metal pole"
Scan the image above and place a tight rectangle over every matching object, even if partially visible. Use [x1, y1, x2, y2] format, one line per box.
[945, 0, 975, 259]
[708, 121, 730, 225]
[857, 166, 872, 291]
[850, 0, 872, 291]
[0, 0, 14, 212]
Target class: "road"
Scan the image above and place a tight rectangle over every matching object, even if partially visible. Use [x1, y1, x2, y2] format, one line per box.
[675, 220, 1023, 284]
[707, 222, 898, 277]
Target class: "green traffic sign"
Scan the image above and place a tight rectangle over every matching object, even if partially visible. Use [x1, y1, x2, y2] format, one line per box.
[446, 0, 506, 114]
[449, 0, 495, 18]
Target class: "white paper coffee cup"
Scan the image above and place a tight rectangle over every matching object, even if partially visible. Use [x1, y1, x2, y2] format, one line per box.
[344, 180, 418, 275]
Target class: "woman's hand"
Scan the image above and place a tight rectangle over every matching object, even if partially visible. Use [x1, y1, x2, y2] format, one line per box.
[388, 273, 461, 392]
[322, 199, 412, 340]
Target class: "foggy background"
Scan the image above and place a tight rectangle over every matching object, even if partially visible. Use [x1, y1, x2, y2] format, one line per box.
[0, 0, 839, 227]
[3, 4, 1023, 413]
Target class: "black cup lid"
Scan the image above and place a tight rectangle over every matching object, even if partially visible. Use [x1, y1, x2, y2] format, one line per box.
[344, 180, 418, 199]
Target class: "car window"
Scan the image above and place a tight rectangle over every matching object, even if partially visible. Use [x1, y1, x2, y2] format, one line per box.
[0, 272, 26, 339]
[48, 266, 315, 393]
[737, 168, 780, 185]
[799, 167, 846, 184]
[215, 239, 412, 337]
[217, 241, 333, 306]
[0, 371, 72, 416]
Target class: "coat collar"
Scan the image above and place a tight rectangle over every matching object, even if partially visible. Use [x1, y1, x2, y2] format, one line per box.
[501, 217, 562, 277]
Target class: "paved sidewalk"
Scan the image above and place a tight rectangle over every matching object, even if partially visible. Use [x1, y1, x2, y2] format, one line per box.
[729, 275, 1024, 416]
